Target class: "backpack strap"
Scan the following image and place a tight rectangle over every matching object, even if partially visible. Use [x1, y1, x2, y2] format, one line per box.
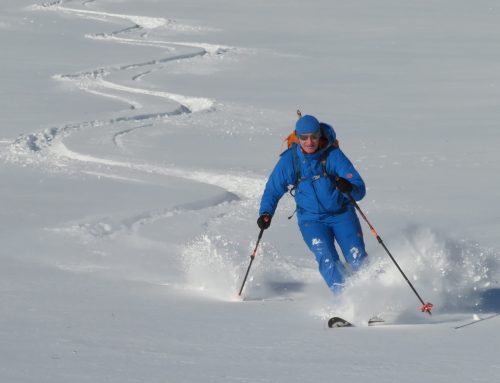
[289, 145, 301, 196]
[291, 145, 302, 182]
[320, 145, 336, 177]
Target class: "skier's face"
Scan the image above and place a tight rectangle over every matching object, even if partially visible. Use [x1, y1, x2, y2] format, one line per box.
[299, 133, 320, 154]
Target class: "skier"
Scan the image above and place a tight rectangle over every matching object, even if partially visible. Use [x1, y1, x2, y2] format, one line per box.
[257, 114, 368, 294]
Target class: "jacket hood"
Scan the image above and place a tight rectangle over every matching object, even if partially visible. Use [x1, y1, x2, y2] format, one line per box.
[319, 122, 336, 146]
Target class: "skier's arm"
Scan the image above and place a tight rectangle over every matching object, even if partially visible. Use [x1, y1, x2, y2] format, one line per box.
[329, 149, 366, 201]
[259, 153, 295, 216]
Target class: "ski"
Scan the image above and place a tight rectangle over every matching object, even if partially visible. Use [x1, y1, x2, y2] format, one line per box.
[368, 316, 385, 326]
[328, 317, 354, 328]
[328, 316, 386, 328]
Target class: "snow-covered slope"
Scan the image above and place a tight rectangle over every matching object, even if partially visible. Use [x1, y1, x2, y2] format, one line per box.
[1, 1, 499, 382]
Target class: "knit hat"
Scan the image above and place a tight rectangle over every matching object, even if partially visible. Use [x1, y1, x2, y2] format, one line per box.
[295, 115, 320, 135]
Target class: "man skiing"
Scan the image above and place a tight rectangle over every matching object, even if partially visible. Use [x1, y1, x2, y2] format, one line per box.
[257, 114, 368, 294]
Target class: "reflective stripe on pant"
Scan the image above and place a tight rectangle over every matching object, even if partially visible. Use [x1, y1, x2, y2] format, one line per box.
[298, 206, 367, 294]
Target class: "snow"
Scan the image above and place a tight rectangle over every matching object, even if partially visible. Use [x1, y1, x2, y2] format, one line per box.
[1, 0, 500, 382]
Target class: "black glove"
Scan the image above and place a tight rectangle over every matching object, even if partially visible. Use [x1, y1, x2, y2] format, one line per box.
[336, 177, 353, 193]
[257, 213, 272, 230]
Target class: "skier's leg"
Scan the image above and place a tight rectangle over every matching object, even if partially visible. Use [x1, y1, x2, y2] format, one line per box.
[331, 207, 368, 272]
[298, 220, 347, 293]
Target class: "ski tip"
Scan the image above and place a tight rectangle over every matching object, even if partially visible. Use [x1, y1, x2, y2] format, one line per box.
[328, 317, 354, 328]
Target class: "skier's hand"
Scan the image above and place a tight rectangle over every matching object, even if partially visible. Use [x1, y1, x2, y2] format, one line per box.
[336, 177, 353, 193]
[257, 213, 272, 230]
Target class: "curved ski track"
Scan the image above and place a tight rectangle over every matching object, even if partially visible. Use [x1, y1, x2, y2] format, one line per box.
[9, 1, 263, 245]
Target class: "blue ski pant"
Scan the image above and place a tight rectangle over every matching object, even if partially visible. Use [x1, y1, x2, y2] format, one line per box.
[298, 207, 367, 294]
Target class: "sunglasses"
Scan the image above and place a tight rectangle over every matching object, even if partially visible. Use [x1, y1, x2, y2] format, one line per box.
[298, 132, 321, 141]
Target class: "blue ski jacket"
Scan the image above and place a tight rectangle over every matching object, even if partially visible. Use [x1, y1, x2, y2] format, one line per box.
[259, 124, 366, 223]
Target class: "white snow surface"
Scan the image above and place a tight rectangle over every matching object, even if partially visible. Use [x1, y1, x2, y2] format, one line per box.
[1, 1, 500, 382]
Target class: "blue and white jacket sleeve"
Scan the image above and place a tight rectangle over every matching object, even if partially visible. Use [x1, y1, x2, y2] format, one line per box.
[328, 149, 366, 201]
[259, 152, 296, 216]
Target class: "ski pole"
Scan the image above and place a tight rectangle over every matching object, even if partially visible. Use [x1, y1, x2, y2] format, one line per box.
[238, 228, 265, 296]
[347, 193, 433, 315]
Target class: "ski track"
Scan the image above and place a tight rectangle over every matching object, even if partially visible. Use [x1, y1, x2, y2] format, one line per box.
[32, 1, 174, 30]
[112, 123, 153, 149]
[48, 140, 264, 200]
[50, 189, 241, 240]
[3, 0, 263, 281]
[13, 0, 233, 169]
[30, 0, 233, 115]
